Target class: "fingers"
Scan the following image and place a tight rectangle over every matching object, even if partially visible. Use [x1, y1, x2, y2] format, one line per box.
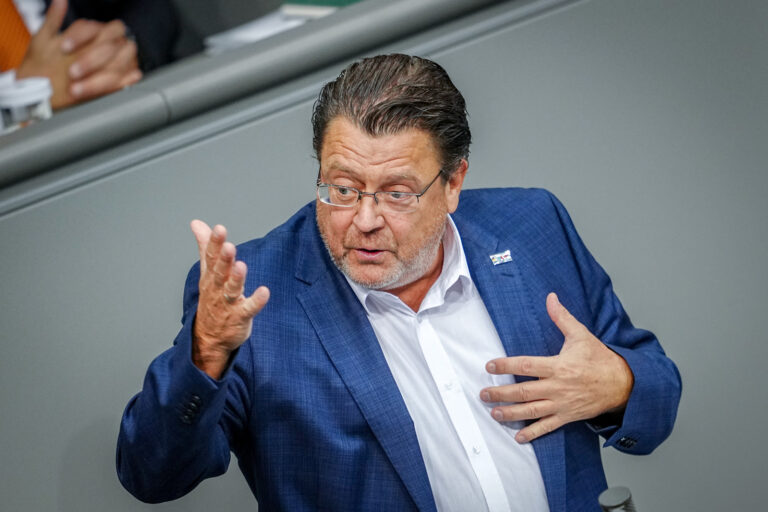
[546, 292, 586, 338]
[210, 257, 269, 323]
[65, 19, 138, 98]
[482, 391, 565, 444]
[70, 65, 141, 103]
[204, 225, 227, 274]
[118, 69, 142, 88]
[487, 400, 557, 423]
[62, 18, 127, 54]
[191, 221, 269, 322]
[480, 380, 552, 404]
[38, 0, 68, 40]
[486, 355, 554, 379]
[215, 255, 270, 319]
[478, 294, 604, 444]
[242, 286, 270, 317]
[111, 36, 140, 80]
[221, 260, 246, 299]
[211, 242, 236, 287]
[60, 19, 102, 54]
[190, 219, 212, 268]
[93, 20, 128, 44]
[516, 416, 564, 444]
[69, 36, 121, 80]
[69, 39, 140, 100]
[481, 381, 559, 438]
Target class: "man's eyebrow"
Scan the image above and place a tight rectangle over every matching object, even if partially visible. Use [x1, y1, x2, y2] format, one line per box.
[324, 165, 360, 178]
[323, 167, 419, 185]
[380, 173, 419, 186]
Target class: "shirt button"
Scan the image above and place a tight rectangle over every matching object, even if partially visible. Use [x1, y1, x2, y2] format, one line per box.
[444, 381, 454, 391]
[472, 446, 481, 455]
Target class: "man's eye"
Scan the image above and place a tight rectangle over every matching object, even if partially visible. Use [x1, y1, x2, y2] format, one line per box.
[388, 191, 409, 201]
[336, 186, 353, 196]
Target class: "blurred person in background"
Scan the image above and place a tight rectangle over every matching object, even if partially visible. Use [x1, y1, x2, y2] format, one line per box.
[4, 0, 177, 109]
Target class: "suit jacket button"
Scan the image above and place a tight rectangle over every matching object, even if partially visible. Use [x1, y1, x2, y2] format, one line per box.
[619, 436, 637, 448]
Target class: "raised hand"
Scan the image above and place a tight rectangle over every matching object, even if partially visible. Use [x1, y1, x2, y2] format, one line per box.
[480, 292, 634, 443]
[190, 220, 270, 379]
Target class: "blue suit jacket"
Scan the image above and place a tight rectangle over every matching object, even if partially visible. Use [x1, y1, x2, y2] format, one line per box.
[117, 188, 681, 511]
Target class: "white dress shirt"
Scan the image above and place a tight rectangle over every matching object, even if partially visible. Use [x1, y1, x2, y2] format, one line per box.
[346, 216, 550, 512]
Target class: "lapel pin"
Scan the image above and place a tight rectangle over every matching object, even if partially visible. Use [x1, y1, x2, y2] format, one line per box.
[489, 249, 513, 266]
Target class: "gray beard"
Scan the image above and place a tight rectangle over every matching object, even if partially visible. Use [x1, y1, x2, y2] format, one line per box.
[318, 220, 446, 291]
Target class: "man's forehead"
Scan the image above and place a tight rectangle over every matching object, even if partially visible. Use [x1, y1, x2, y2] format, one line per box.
[319, 117, 439, 165]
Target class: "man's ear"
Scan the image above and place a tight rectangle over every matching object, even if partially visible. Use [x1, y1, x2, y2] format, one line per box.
[445, 159, 468, 213]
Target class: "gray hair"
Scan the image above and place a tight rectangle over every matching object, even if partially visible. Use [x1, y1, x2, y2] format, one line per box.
[312, 54, 471, 177]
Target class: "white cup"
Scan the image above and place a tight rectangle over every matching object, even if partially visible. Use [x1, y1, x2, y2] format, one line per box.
[0, 73, 53, 135]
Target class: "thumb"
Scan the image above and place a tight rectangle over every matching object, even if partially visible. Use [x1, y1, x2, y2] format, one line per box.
[242, 286, 270, 318]
[39, 0, 68, 39]
[190, 219, 212, 270]
[546, 292, 585, 339]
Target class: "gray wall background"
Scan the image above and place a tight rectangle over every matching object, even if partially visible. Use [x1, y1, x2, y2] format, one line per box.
[1, 0, 766, 509]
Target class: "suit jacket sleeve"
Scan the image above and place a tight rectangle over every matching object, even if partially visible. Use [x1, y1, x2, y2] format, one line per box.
[545, 190, 682, 455]
[116, 263, 249, 503]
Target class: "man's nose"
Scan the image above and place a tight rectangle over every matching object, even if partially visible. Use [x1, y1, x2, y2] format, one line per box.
[352, 194, 385, 232]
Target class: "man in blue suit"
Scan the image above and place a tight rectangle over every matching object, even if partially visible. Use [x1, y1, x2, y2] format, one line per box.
[117, 54, 681, 511]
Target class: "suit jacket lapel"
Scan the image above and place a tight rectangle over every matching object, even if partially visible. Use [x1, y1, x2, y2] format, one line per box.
[294, 217, 436, 512]
[458, 220, 567, 512]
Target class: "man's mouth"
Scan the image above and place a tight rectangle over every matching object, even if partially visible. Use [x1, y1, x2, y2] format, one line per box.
[351, 248, 386, 261]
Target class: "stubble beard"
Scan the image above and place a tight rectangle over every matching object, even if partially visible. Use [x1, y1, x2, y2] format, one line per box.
[318, 213, 447, 291]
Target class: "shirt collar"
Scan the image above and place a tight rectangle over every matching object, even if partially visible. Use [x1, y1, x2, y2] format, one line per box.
[345, 215, 472, 314]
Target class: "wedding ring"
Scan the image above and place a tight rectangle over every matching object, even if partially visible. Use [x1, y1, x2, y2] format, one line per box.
[223, 293, 239, 304]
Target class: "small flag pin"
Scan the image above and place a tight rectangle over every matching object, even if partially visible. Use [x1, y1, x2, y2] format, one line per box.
[489, 250, 513, 266]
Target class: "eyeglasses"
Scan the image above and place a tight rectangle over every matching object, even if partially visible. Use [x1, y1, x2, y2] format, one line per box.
[316, 170, 444, 214]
